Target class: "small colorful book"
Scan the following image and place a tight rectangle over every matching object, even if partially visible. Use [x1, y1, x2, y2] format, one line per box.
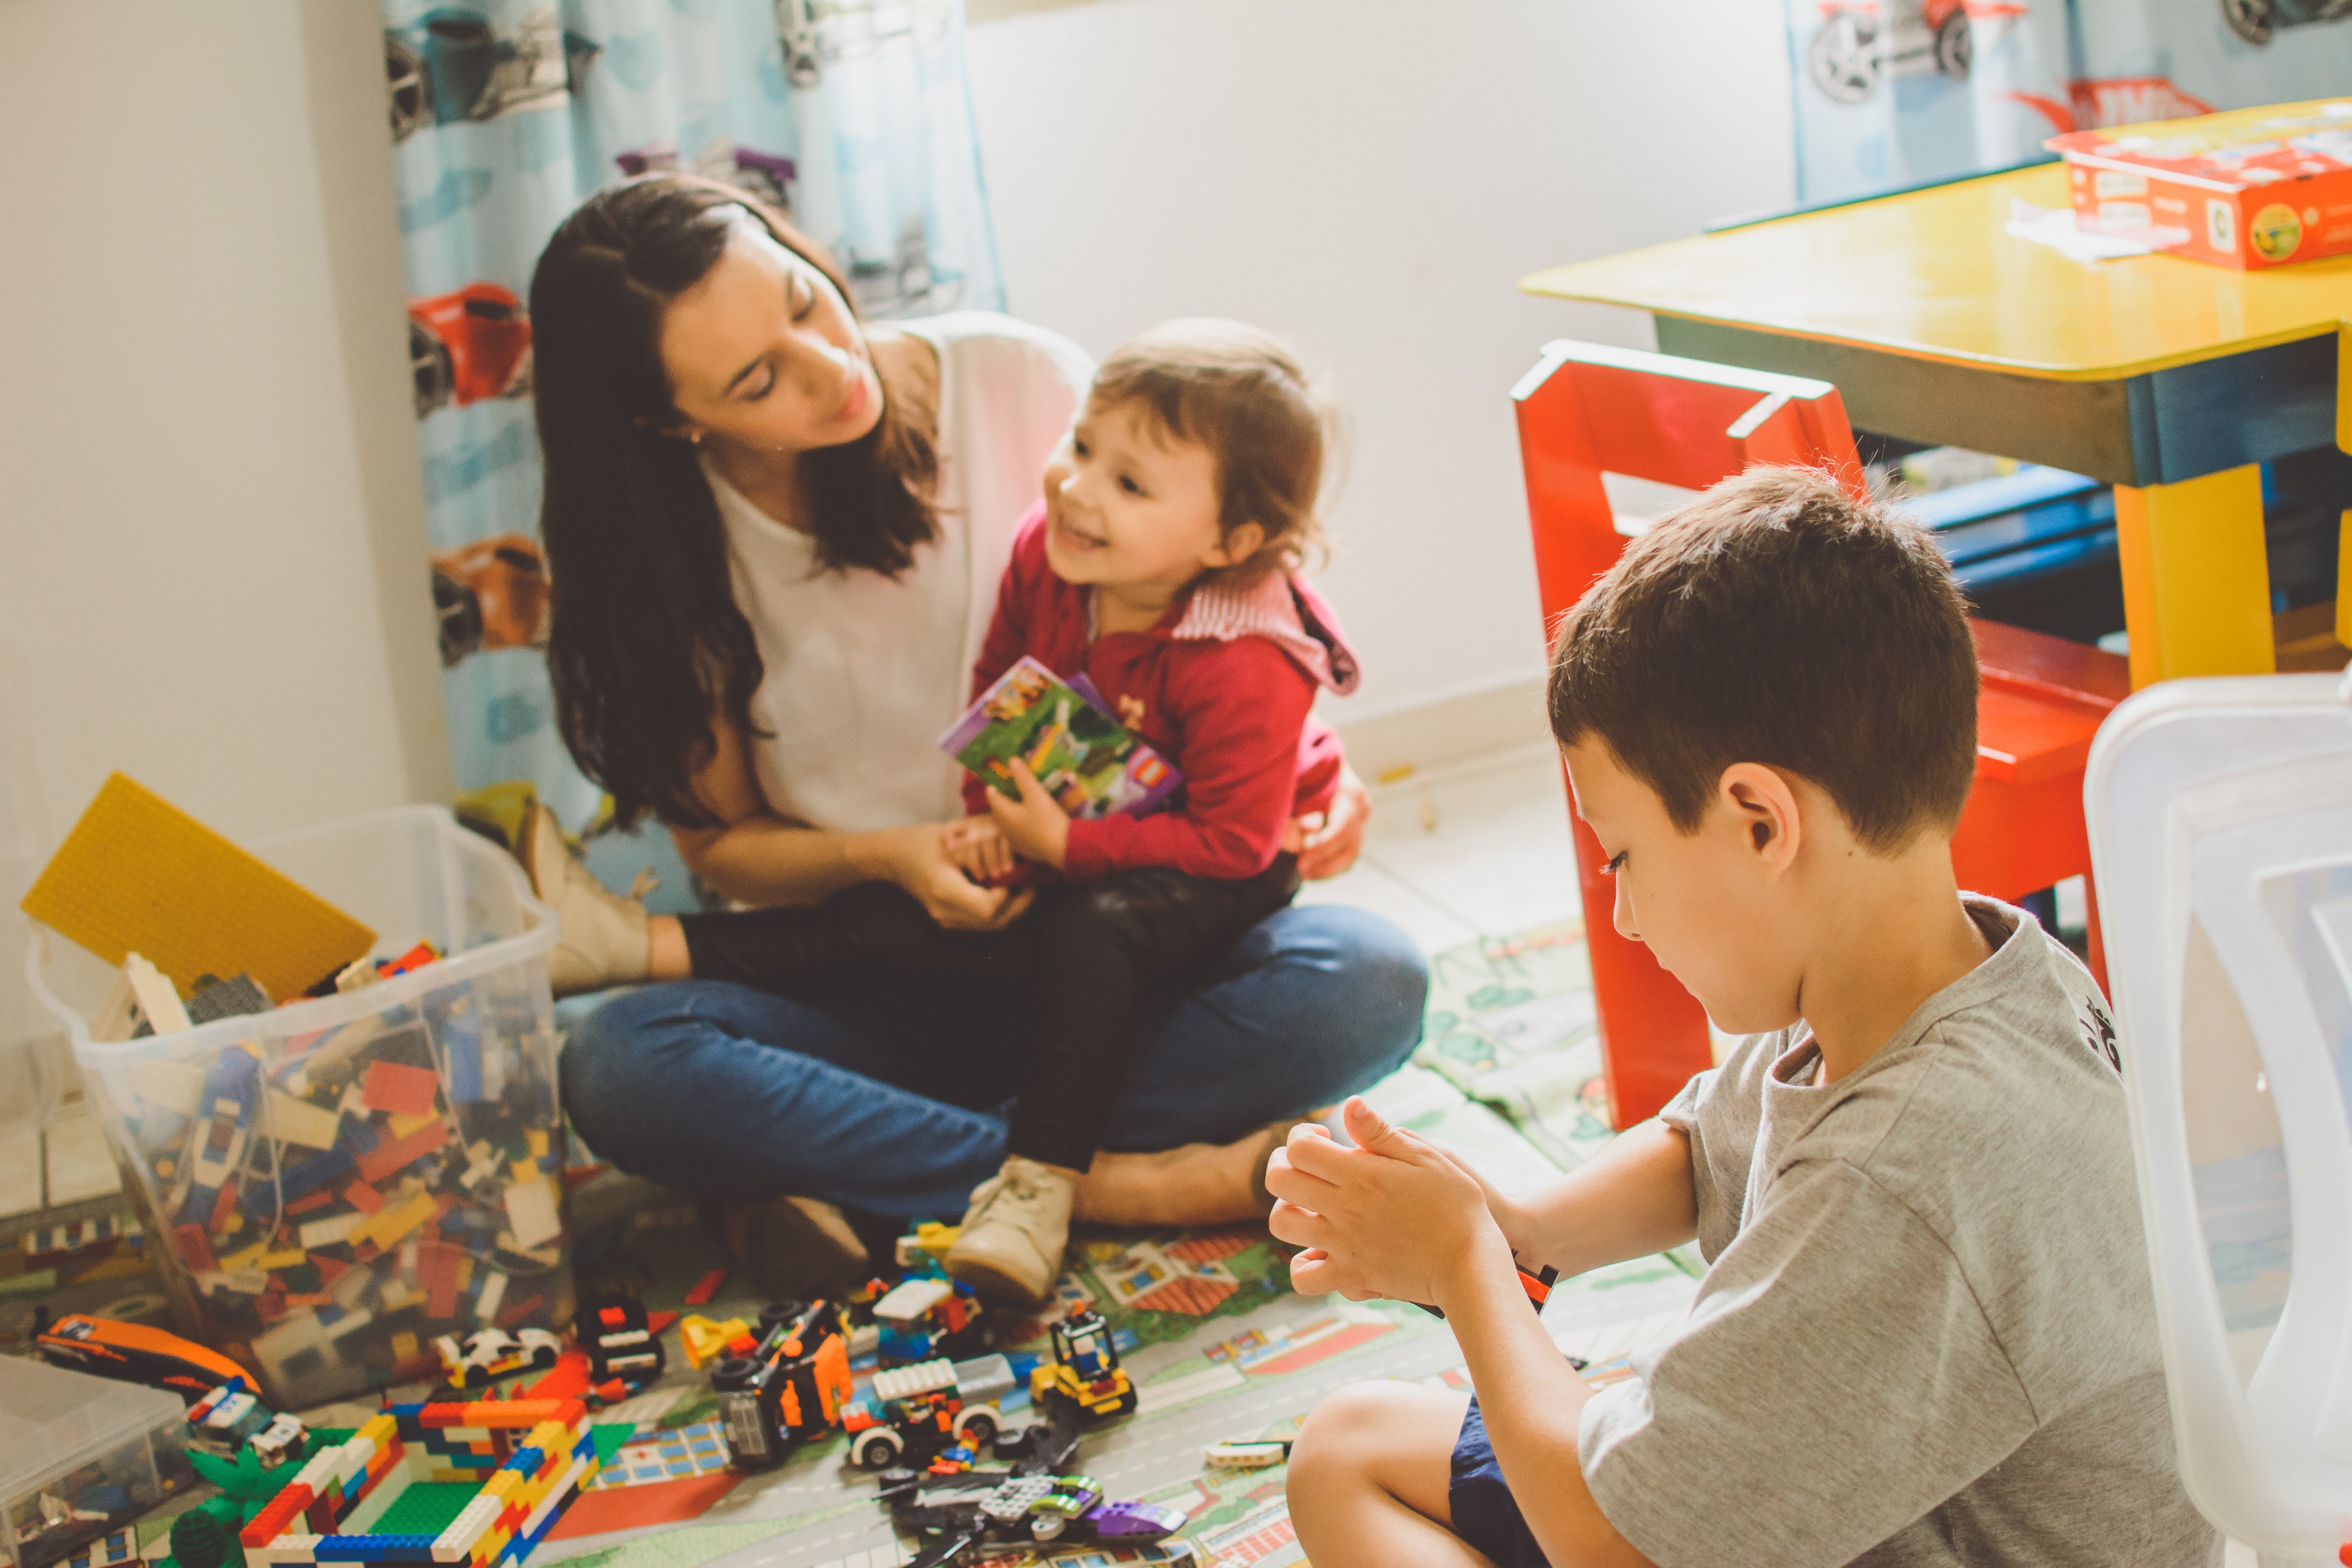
[940, 656, 1182, 819]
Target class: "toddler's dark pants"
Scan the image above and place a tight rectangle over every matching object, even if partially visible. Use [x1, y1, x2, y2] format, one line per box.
[676, 856, 1300, 1173]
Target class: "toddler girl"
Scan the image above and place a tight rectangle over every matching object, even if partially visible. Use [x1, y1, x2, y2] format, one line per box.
[686, 320, 1358, 1302]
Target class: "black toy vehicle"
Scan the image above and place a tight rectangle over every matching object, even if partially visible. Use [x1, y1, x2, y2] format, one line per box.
[580, 1292, 665, 1390]
[711, 1300, 854, 1468]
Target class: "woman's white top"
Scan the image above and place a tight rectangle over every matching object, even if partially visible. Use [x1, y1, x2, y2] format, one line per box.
[706, 312, 1094, 833]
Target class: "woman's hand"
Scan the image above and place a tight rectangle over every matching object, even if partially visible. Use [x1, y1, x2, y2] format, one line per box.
[858, 822, 1031, 930]
[986, 760, 1071, 869]
[941, 816, 1015, 884]
[1287, 765, 1372, 880]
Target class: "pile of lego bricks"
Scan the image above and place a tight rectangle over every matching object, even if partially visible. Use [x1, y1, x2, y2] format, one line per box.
[113, 983, 568, 1401]
[238, 1398, 598, 1568]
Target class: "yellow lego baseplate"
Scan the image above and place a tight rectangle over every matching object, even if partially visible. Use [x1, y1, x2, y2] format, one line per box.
[21, 772, 376, 1005]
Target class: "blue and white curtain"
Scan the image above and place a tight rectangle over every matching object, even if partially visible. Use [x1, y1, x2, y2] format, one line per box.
[390, 0, 1002, 904]
[1787, 0, 2352, 204]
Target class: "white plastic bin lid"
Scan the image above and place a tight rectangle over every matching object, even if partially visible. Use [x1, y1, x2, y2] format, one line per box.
[2087, 669, 2352, 1559]
[0, 1356, 181, 1507]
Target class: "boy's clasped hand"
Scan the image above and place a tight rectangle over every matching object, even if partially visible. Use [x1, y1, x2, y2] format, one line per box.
[1267, 1098, 1519, 1313]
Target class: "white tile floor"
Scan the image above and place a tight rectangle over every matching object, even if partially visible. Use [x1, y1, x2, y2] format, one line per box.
[1297, 741, 1583, 952]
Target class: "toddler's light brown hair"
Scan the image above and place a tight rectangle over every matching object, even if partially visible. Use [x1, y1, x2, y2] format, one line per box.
[1089, 318, 1330, 584]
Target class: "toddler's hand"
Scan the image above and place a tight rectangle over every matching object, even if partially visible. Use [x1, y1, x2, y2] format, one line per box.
[987, 759, 1071, 869]
[941, 816, 1015, 884]
[1267, 1098, 1511, 1308]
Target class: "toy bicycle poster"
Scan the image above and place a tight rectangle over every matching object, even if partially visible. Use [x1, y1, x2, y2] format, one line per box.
[1786, 0, 2352, 206]
[388, 0, 1002, 908]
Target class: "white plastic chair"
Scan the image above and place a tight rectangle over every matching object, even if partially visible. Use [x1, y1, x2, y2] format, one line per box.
[2087, 668, 2352, 1566]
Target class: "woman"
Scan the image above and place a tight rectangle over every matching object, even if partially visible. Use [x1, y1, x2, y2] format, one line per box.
[523, 175, 1427, 1292]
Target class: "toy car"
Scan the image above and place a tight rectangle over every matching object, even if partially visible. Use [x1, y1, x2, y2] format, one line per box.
[579, 1292, 667, 1390]
[1027, 1310, 1136, 1424]
[247, 1411, 307, 1467]
[408, 283, 532, 418]
[433, 1326, 560, 1389]
[841, 1358, 1005, 1471]
[36, 1313, 250, 1404]
[2219, 0, 2352, 42]
[712, 1299, 855, 1468]
[871, 1274, 988, 1366]
[1806, 0, 1973, 106]
[883, 1467, 1186, 1567]
[431, 535, 549, 667]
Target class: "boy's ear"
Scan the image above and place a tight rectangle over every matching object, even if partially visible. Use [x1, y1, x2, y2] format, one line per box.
[1204, 520, 1267, 570]
[1720, 763, 1801, 873]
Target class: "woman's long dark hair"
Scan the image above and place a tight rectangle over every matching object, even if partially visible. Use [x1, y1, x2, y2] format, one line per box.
[531, 174, 939, 829]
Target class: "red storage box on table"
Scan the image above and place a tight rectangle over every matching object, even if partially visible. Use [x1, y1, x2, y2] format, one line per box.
[2046, 98, 2352, 269]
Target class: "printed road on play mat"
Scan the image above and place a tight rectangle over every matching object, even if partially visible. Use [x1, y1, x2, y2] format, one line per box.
[144, 923, 1697, 1568]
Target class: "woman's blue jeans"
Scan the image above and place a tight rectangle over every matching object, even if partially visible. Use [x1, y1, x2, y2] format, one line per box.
[559, 903, 1428, 1221]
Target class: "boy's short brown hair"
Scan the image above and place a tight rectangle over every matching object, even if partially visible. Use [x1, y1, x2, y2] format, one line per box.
[1090, 319, 1329, 584]
[1547, 466, 1977, 852]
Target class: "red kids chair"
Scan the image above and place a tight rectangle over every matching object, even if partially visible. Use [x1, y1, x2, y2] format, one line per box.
[1513, 340, 2115, 1129]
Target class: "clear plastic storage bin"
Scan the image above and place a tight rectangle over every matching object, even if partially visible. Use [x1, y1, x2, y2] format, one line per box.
[0, 1356, 192, 1568]
[26, 806, 567, 1410]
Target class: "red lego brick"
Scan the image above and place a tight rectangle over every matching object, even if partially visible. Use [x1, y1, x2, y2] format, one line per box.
[343, 1179, 384, 1214]
[355, 1120, 449, 1186]
[682, 1269, 726, 1307]
[362, 1060, 440, 1118]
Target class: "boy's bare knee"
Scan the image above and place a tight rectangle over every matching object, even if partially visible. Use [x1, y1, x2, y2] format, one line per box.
[1294, 1380, 1397, 1473]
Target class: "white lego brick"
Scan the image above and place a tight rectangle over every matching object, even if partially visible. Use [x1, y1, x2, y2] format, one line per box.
[432, 1496, 501, 1560]
[267, 1092, 342, 1150]
[334, 1435, 376, 1484]
[473, 1270, 507, 1325]
[514, 1458, 583, 1541]
[300, 1213, 361, 1250]
[251, 1537, 324, 1567]
[291, 1449, 340, 1493]
[501, 1178, 560, 1251]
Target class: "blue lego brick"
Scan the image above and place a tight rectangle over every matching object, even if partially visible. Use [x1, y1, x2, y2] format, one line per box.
[500, 1446, 543, 1475]
[311, 1534, 440, 1562]
[77, 1483, 130, 1515]
[244, 1145, 356, 1220]
[440, 1015, 483, 1105]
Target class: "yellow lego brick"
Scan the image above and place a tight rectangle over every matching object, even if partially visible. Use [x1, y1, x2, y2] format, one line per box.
[388, 1113, 436, 1138]
[218, 1241, 267, 1273]
[20, 773, 376, 1002]
[524, 1129, 548, 1159]
[357, 1413, 399, 1446]
[390, 1331, 419, 1363]
[358, 1190, 437, 1251]
[482, 1473, 518, 1501]
[256, 1248, 305, 1271]
[509, 1159, 536, 1185]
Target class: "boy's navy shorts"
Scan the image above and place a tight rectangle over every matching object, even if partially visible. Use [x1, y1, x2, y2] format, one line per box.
[1449, 1396, 1552, 1568]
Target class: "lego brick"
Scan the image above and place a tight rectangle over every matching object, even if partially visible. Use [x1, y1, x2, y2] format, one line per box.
[431, 1497, 502, 1562]
[363, 1061, 441, 1118]
[681, 1268, 726, 1308]
[498, 1179, 560, 1251]
[302, 1212, 363, 1250]
[473, 1270, 507, 1325]
[344, 1179, 385, 1214]
[267, 1090, 345, 1150]
[21, 772, 375, 999]
[355, 1122, 449, 1187]
[250, 1537, 326, 1568]
[358, 1191, 438, 1251]
[242, 1486, 315, 1546]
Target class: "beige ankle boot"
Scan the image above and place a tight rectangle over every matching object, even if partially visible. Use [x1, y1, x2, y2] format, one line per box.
[946, 1156, 1078, 1304]
[516, 801, 651, 997]
[1070, 1119, 1295, 1228]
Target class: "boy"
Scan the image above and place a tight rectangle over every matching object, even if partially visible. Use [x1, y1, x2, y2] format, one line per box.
[1269, 468, 2216, 1567]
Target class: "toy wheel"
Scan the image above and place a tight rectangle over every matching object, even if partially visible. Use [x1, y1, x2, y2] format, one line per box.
[386, 34, 430, 142]
[1933, 10, 1970, 77]
[853, 1429, 903, 1470]
[709, 1356, 758, 1394]
[1030, 1515, 1067, 1542]
[758, 1301, 808, 1333]
[411, 320, 453, 419]
[956, 1412, 997, 1448]
[1807, 13, 1880, 103]
[2220, 0, 2275, 42]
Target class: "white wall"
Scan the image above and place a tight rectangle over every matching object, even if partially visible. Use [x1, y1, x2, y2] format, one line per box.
[967, 0, 1797, 764]
[0, 1, 448, 850]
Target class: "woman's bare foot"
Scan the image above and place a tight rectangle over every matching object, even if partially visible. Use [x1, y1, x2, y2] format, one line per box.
[1072, 1117, 1312, 1228]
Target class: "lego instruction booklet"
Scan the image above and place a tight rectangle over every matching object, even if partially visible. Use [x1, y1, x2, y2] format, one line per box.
[940, 656, 1181, 820]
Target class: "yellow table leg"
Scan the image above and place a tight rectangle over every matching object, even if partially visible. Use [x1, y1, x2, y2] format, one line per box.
[2113, 464, 2275, 689]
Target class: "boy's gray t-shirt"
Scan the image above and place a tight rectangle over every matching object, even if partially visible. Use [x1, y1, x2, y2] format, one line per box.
[1578, 896, 2219, 1568]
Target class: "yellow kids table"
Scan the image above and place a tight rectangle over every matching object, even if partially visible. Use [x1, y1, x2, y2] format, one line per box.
[1522, 161, 2352, 688]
